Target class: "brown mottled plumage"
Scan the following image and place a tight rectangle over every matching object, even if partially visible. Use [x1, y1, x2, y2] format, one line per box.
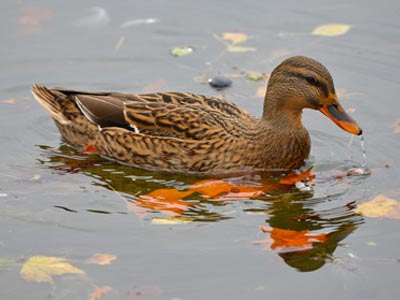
[32, 56, 362, 174]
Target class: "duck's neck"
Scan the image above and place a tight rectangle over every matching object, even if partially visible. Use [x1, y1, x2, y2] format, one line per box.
[262, 91, 304, 130]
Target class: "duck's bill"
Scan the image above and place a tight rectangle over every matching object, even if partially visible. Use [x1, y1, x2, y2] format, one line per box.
[320, 104, 362, 135]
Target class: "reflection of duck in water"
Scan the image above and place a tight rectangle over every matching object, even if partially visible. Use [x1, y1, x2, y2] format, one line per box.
[39, 145, 363, 272]
[33, 56, 361, 173]
[256, 197, 363, 272]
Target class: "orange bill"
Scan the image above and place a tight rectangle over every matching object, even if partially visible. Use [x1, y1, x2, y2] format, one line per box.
[320, 103, 362, 135]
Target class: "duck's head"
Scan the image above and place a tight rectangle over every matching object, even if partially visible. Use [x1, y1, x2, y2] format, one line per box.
[263, 56, 362, 135]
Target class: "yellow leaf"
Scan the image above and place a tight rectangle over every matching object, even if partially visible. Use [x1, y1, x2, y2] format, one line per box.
[227, 45, 256, 53]
[311, 24, 351, 37]
[89, 285, 112, 300]
[222, 32, 248, 44]
[151, 216, 194, 225]
[20, 256, 85, 284]
[85, 253, 117, 265]
[357, 194, 400, 219]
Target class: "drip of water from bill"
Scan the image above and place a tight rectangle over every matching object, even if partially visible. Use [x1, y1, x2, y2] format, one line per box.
[346, 133, 370, 176]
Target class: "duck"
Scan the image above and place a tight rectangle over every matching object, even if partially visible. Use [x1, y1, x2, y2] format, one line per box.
[32, 56, 362, 174]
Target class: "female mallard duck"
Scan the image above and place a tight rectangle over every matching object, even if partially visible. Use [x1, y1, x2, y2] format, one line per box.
[32, 56, 361, 173]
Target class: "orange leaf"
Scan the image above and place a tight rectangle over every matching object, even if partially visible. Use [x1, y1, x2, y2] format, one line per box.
[279, 170, 314, 185]
[85, 254, 117, 265]
[89, 286, 112, 300]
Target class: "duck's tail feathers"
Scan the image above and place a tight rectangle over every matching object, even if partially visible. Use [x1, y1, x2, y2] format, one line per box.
[32, 84, 69, 125]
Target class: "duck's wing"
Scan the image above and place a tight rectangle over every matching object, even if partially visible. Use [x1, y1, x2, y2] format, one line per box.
[50, 89, 258, 140]
[123, 92, 255, 120]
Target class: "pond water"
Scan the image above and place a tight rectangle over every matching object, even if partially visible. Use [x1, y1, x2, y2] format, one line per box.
[1, 0, 400, 299]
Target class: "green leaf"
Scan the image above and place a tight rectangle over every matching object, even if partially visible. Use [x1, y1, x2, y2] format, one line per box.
[170, 46, 194, 56]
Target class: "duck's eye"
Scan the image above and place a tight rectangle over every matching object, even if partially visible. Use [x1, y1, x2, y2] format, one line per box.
[305, 76, 317, 85]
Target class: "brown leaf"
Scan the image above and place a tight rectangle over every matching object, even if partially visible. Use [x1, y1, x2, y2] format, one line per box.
[85, 254, 117, 265]
[89, 286, 112, 300]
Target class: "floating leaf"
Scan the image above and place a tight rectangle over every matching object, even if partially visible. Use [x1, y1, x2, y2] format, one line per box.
[222, 32, 248, 44]
[85, 254, 117, 265]
[20, 256, 85, 284]
[170, 46, 194, 56]
[356, 194, 400, 219]
[0, 258, 19, 268]
[89, 286, 112, 300]
[151, 216, 194, 225]
[31, 174, 41, 181]
[311, 23, 351, 37]
[246, 72, 267, 82]
[226, 45, 256, 53]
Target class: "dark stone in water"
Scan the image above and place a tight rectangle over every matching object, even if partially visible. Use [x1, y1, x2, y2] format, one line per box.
[208, 76, 232, 89]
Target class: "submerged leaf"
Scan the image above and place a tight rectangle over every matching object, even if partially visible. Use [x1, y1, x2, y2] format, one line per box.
[20, 256, 85, 284]
[89, 286, 112, 300]
[222, 32, 248, 44]
[226, 45, 256, 53]
[170, 46, 194, 56]
[311, 23, 351, 37]
[85, 254, 117, 265]
[356, 194, 400, 219]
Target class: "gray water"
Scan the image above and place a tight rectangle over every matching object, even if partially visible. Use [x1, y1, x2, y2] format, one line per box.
[1, 0, 400, 299]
